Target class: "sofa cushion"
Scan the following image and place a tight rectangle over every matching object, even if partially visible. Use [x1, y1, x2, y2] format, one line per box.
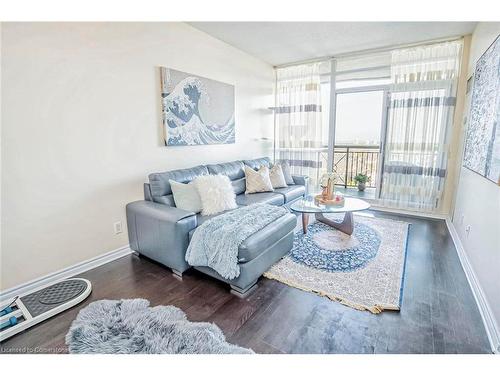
[238, 213, 296, 263]
[274, 185, 306, 203]
[231, 177, 246, 195]
[191, 210, 227, 235]
[236, 192, 284, 206]
[242, 157, 271, 171]
[206, 161, 245, 180]
[149, 165, 209, 200]
[152, 195, 176, 206]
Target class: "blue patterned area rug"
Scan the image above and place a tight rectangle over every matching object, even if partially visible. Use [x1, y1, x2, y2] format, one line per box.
[264, 214, 409, 313]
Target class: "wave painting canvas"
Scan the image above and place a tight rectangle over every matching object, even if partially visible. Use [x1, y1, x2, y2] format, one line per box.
[160, 67, 235, 146]
[463, 35, 500, 185]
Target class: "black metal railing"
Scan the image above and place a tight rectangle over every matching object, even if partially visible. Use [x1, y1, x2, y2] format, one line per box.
[276, 145, 380, 188]
[320, 145, 380, 188]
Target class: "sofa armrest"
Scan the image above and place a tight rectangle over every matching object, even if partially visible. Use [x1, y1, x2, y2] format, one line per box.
[126, 200, 197, 273]
[127, 200, 195, 222]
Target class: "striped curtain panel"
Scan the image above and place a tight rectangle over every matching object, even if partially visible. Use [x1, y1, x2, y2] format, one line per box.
[380, 41, 462, 211]
[274, 63, 324, 186]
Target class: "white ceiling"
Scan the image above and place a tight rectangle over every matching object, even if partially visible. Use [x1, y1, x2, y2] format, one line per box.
[189, 22, 477, 66]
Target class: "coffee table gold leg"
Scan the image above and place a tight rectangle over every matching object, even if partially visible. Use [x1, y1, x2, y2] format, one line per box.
[315, 212, 354, 235]
[302, 213, 309, 234]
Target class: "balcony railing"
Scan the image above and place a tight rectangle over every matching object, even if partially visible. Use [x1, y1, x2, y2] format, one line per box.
[325, 145, 380, 188]
[276, 145, 380, 188]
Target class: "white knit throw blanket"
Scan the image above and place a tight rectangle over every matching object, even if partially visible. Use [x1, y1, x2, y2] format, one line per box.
[185, 204, 287, 279]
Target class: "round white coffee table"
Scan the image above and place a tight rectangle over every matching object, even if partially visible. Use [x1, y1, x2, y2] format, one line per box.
[290, 196, 371, 235]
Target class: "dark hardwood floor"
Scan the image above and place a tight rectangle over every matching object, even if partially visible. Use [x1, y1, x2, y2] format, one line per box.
[0, 211, 492, 354]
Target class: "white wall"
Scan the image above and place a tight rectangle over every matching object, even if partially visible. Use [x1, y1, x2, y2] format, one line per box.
[0, 22, 275, 290]
[452, 22, 500, 344]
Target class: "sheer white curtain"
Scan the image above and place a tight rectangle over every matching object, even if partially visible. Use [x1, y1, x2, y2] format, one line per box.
[380, 41, 462, 211]
[274, 63, 324, 186]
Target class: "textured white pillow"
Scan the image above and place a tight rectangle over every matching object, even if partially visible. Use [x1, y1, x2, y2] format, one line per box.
[169, 180, 202, 213]
[245, 165, 274, 194]
[269, 164, 288, 189]
[193, 175, 238, 216]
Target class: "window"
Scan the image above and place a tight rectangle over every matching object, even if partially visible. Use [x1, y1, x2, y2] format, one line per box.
[334, 90, 384, 146]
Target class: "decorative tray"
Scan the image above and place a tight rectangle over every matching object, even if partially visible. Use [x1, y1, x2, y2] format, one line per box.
[314, 194, 345, 207]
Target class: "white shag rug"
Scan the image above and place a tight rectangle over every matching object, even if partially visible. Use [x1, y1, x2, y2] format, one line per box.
[264, 214, 409, 313]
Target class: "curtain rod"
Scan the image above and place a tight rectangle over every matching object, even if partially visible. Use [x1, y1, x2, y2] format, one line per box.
[274, 35, 465, 69]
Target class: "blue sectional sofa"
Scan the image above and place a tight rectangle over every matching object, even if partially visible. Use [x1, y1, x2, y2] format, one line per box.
[126, 157, 308, 297]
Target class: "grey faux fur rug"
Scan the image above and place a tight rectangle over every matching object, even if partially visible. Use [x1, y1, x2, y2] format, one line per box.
[66, 299, 253, 354]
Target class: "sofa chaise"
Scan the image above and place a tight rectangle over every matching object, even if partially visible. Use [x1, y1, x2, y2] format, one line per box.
[126, 157, 308, 297]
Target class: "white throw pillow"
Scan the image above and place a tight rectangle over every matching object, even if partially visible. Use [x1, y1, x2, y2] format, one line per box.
[193, 175, 238, 216]
[245, 165, 274, 194]
[169, 180, 203, 213]
[269, 164, 288, 189]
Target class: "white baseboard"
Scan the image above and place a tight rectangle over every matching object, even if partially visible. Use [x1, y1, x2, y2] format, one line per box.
[445, 218, 500, 354]
[370, 205, 448, 220]
[0, 245, 133, 301]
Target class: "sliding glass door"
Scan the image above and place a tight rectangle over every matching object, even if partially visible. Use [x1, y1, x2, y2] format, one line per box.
[333, 87, 388, 198]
